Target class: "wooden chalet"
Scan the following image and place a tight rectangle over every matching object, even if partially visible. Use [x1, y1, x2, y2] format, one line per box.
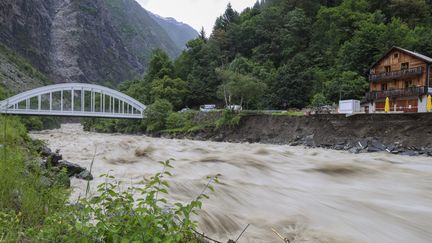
[365, 47, 432, 113]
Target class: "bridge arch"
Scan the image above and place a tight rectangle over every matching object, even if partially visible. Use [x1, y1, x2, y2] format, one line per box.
[0, 83, 146, 119]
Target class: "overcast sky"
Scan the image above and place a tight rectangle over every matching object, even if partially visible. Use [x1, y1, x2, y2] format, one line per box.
[136, 0, 257, 34]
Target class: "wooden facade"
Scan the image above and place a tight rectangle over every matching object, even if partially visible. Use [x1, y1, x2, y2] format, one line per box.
[366, 47, 432, 113]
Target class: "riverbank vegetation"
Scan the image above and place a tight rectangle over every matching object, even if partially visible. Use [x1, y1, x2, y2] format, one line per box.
[82, 108, 245, 134]
[0, 116, 214, 242]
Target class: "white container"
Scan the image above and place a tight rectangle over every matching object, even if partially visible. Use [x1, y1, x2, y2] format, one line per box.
[339, 100, 361, 114]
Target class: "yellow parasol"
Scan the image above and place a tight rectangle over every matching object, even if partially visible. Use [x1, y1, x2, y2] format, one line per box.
[384, 97, 390, 113]
[427, 95, 432, 112]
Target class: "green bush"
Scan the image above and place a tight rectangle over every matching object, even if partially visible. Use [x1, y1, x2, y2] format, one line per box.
[215, 109, 241, 129]
[166, 112, 193, 130]
[310, 93, 328, 107]
[81, 118, 146, 134]
[144, 99, 173, 132]
[19, 117, 61, 131]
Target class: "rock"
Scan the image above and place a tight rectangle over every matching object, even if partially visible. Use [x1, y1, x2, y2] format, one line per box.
[57, 160, 86, 177]
[349, 146, 361, 154]
[386, 145, 397, 153]
[424, 148, 432, 156]
[47, 152, 62, 166]
[75, 170, 93, 181]
[39, 158, 48, 168]
[367, 146, 381, 153]
[357, 139, 368, 149]
[367, 140, 386, 152]
[343, 143, 353, 150]
[400, 150, 418, 156]
[212, 134, 225, 142]
[39, 145, 52, 157]
[304, 135, 315, 147]
[372, 140, 386, 150]
[290, 141, 301, 146]
[334, 144, 345, 150]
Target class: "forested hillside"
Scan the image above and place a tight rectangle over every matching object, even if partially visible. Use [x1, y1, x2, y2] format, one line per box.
[121, 0, 432, 110]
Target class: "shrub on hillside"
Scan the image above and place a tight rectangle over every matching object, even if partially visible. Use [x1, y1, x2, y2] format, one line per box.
[165, 112, 194, 130]
[215, 109, 241, 129]
[144, 99, 173, 132]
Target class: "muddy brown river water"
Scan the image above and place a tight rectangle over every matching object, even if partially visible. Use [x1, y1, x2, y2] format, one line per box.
[30, 124, 432, 243]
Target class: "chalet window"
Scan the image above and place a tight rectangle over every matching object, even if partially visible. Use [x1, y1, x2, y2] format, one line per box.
[394, 53, 399, 58]
[385, 66, 391, 73]
[401, 62, 409, 70]
[382, 83, 388, 91]
[405, 80, 413, 89]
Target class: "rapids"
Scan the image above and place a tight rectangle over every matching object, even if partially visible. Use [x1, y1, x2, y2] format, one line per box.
[30, 124, 432, 243]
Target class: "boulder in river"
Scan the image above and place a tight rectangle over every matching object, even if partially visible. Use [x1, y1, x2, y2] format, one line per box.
[75, 170, 93, 181]
[47, 151, 62, 166]
[399, 150, 419, 156]
[39, 145, 52, 157]
[57, 160, 86, 177]
[367, 140, 387, 152]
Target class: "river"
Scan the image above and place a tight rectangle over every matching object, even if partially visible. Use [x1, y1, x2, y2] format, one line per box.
[30, 123, 432, 243]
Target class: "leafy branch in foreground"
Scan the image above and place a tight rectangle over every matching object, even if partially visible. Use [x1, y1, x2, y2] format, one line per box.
[23, 160, 219, 242]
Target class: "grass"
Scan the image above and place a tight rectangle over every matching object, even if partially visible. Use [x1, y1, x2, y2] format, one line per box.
[0, 44, 52, 86]
[271, 111, 304, 117]
[0, 116, 69, 240]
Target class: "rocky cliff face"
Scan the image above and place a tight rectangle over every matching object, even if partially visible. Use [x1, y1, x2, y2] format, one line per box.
[0, 0, 197, 85]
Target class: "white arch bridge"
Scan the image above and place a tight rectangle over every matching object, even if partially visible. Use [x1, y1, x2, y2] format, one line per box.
[0, 83, 146, 119]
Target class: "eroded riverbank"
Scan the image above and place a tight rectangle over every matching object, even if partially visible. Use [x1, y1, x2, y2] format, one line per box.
[31, 124, 432, 243]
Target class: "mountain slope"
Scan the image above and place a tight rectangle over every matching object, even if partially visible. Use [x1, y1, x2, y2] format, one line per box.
[0, 44, 51, 93]
[0, 0, 196, 85]
[149, 12, 198, 50]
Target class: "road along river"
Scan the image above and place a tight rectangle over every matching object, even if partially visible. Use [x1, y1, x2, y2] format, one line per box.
[30, 123, 432, 243]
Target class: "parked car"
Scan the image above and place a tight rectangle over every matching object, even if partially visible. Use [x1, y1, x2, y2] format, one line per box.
[199, 104, 216, 112]
[226, 105, 242, 111]
[178, 107, 191, 113]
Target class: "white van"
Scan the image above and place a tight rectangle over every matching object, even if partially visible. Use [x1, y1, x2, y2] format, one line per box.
[199, 104, 216, 112]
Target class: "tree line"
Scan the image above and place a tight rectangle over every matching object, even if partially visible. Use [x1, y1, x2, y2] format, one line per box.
[119, 0, 432, 110]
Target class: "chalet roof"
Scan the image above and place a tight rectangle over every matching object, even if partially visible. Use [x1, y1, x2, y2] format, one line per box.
[369, 46, 432, 70]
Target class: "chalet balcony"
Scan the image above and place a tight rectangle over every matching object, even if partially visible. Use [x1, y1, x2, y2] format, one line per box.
[369, 67, 423, 82]
[365, 86, 430, 101]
